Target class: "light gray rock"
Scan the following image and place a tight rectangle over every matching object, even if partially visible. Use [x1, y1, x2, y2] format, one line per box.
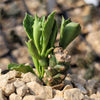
[27, 81, 43, 95]
[40, 86, 53, 99]
[0, 76, 8, 90]
[64, 88, 84, 100]
[21, 72, 41, 83]
[47, 97, 64, 100]
[3, 83, 15, 96]
[0, 36, 9, 57]
[63, 84, 73, 91]
[86, 79, 97, 95]
[0, 59, 10, 71]
[0, 89, 7, 100]
[25, 0, 40, 11]
[74, 83, 88, 94]
[9, 93, 22, 100]
[94, 63, 100, 71]
[69, 74, 86, 86]
[14, 79, 25, 88]
[12, 47, 32, 64]
[16, 85, 28, 97]
[97, 88, 100, 97]
[27, 81, 53, 99]
[6, 70, 21, 80]
[6, 2, 21, 17]
[83, 95, 91, 100]
[83, 95, 90, 100]
[23, 95, 45, 100]
[90, 94, 100, 100]
[86, 31, 100, 55]
[53, 89, 64, 98]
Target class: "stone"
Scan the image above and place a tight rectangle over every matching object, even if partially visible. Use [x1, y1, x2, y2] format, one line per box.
[90, 94, 100, 100]
[0, 77, 8, 90]
[4, 25, 26, 45]
[64, 76, 72, 86]
[16, 85, 28, 97]
[53, 89, 64, 98]
[74, 83, 88, 94]
[64, 88, 84, 100]
[86, 31, 100, 55]
[1, 17, 17, 29]
[0, 59, 10, 71]
[14, 79, 25, 88]
[12, 47, 32, 64]
[0, 89, 7, 100]
[3, 83, 15, 96]
[83, 95, 90, 100]
[27, 81, 43, 95]
[27, 81, 53, 99]
[9, 93, 22, 100]
[63, 84, 73, 91]
[94, 63, 100, 71]
[47, 97, 64, 100]
[0, 35, 9, 57]
[21, 72, 41, 83]
[38, 6, 47, 17]
[69, 74, 86, 86]
[97, 88, 100, 97]
[23, 95, 44, 100]
[7, 2, 21, 17]
[86, 79, 97, 95]
[6, 70, 21, 80]
[24, 0, 40, 14]
[40, 86, 53, 99]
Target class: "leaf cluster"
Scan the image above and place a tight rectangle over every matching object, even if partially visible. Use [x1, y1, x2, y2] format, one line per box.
[8, 12, 81, 80]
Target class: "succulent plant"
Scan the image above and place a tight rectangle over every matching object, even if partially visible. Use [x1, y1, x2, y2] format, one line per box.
[8, 11, 81, 87]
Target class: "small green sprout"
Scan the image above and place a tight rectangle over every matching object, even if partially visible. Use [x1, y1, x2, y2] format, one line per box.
[8, 11, 81, 86]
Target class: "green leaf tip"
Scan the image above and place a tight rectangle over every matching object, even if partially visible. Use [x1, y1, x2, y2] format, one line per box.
[23, 13, 34, 40]
[33, 13, 42, 54]
[41, 11, 56, 55]
[60, 20, 81, 49]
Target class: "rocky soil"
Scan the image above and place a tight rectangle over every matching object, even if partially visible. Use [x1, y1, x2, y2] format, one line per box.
[0, 70, 100, 100]
[0, 0, 100, 99]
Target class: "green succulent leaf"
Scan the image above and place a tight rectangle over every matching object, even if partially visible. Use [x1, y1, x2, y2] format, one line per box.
[23, 13, 34, 40]
[40, 16, 45, 50]
[8, 63, 35, 74]
[60, 17, 71, 39]
[49, 20, 58, 48]
[41, 15, 45, 27]
[26, 39, 41, 59]
[32, 57, 39, 74]
[33, 14, 42, 54]
[60, 22, 81, 49]
[41, 11, 55, 56]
